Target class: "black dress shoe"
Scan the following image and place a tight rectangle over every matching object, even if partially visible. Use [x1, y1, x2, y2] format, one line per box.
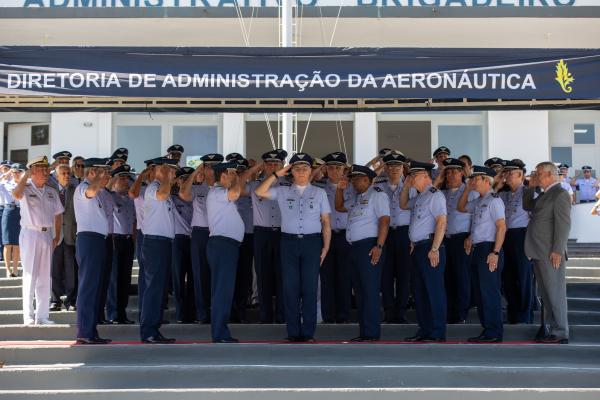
[112, 318, 135, 325]
[404, 334, 424, 342]
[94, 337, 112, 344]
[536, 335, 568, 344]
[213, 337, 239, 343]
[350, 336, 378, 342]
[467, 332, 486, 342]
[76, 337, 107, 345]
[49, 303, 62, 312]
[419, 337, 446, 343]
[97, 319, 111, 325]
[302, 337, 316, 343]
[285, 336, 303, 342]
[469, 336, 502, 343]
[142, 335, 176, 344]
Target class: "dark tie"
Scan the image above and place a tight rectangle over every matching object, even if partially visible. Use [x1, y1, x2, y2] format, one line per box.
[59, 188, 65, 207]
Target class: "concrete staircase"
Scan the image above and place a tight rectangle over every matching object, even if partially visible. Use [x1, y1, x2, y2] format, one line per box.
[1, 259, 600, 399]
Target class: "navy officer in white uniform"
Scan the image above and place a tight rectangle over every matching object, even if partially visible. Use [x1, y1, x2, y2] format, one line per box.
[255, 153, 331, 342]
[72, 158, 112, 344]
[140, 157, 179, 344]
[458, 165, 507, 343]
[206, 161, 245, 342]
[336, 164, 390, 341]
[400, 161, 448, 342]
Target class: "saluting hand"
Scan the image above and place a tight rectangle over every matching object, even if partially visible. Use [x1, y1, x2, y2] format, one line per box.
[276, 164, 292, 177]
[338, 177, 348, 190]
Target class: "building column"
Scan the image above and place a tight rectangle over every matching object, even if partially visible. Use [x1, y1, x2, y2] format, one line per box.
[222, 113, 245, 156]
[354, 112, 377, 164]
[487, 111, 550, 168]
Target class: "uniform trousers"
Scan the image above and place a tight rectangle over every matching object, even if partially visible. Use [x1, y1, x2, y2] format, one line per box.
[349, 237, 384, 339]
[96, 235, 114, 322]
[444, 232, 471, 322]
[231, 233, 253, 322]
[254, 227, 285, 323]
[139, 235, 172, 340]
[171, 234, 195, 322]
[20, 227, 54, 323]
[76, 231, 107, 339]
[190, 227, 210, 322]
[280, 233, 322, 339]
[503, 228, 534, 324]
[381, 226, 411, 322]
[107, 234, 135, 322]
[135, 230, 145, 320]
[207, 235, 240, 341]
[320, 229, 351, 323]
[411, 240, 447, 339]
[51, 241, 77, 307]
[471, 242, 504, 339]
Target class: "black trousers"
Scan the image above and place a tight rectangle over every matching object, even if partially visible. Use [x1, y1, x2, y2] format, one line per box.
[51, 241, 77, 307]
[444, 232, 471, 322]
[96, 236, 114, 322]
[172, 234, 195, 322]
[502, 228, 534, 324]
[231, 233, 254, 322]
[76, 232, 106, 339]
[190, 227, 210, 322]
[254, 227, 285, 323]
[381, 226, 412, 322]
[320, 230, 351, 323]
[107, 234, 135, 321]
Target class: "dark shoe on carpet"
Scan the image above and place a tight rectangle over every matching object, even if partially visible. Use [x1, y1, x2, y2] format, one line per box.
[419, 337, 446, 343]
[76, 337, 108, 345]
[49, 303, 62, 312]
[142, 335, 176, 344]
[284, 336, 303, 342]
[213, 337, 239, 343]
[469, 336, 502, 343]
[404, 334, 424, 342]
[536, 335, 568, 344]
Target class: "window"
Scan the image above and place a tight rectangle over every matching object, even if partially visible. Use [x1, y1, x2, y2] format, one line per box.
[437, 125, 484, 165]
[551, 147, 573, 167]
[574, 124, 595, 144]
[116, 126, 162, 172]
[172, 126, 218, 168]
[10, 149, 28, 166]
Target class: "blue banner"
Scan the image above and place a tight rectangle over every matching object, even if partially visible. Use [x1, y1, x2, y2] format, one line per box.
[1, 47, 599, 100]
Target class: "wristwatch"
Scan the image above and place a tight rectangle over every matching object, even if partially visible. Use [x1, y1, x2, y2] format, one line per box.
[272, 172, 278, 179]
[376, 243, 384, 250]
[492, 251, 500, 255]
[431, 247, 439, 252]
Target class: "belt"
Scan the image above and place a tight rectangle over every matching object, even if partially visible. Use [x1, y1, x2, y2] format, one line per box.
[332, 229, 346, 234]
[192, 226, 209, 232]
[445, 232, 469, 239]
[144, 234, 173, 242]
[412, 234, 435, 246]
[113, 234, 132, 239]
[210, 235, 241, 247]
[507, 227, 527, 232]
[23, 225, 52, 232]
[254, 226, 281, 232]
[473, 241, 495, 248]
[5, 203, 19, 209]
[175, 233, 191, 239]
[281, 232, 321, 240]
[389, 225, 408, 231]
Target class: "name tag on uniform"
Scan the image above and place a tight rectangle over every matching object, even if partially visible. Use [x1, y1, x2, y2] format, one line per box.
[286, 198, 295, 209]
[360, 200, 369, 205]
[28, 194, 37, 197]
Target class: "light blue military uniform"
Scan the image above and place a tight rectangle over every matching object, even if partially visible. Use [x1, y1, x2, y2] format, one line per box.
[465, 190, 505, 339]
[407, 184, 447, 340]
[96, 188, 116, 323]
[206, 184, 245, 342]
[345, 185, 390, 339]
[268, 181, 331, 340]
[140, 180, 175, 341]
[575, 177, 598, 202]
[499, 184, 534, 324]
[444, 183, 478, 323]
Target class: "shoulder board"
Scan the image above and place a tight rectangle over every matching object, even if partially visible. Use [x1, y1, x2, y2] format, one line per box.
[429, 187, 438, 193]
[373, 177, 387, 184]
[280, 182, 292, 186]
[491, 192, 499, 198]
[373, 186, 383, 192]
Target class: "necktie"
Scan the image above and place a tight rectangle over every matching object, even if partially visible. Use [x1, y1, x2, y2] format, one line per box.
[59, 188, 65, 207]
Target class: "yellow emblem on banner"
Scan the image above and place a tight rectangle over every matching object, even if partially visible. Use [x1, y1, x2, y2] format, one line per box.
[555, 59, 574, 94]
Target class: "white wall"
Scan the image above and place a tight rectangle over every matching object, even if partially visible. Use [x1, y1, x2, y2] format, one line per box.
[7, 123, 51, 161]
[570, 204, 600, 243]
[222, 113, 246, 156]
[354, 112, 377, 165]
[50, 112, 112, 159]
[487, 111, 550, 170]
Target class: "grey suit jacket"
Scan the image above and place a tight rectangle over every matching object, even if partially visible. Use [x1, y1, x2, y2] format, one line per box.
[62, 185, 77, 247]
[523, 183, 571, 260]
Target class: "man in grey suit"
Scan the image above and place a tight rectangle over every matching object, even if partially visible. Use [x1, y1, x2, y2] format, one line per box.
[523, 162, 571, 344]
[49, 164, 78, 311]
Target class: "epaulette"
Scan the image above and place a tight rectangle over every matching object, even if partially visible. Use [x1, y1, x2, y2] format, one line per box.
[373, 177, 387, 184]
[280, 181, 292, 186]
[491, 192, 499, 198]
[373, 186, 383, 192]
[429, 187, 438, 193]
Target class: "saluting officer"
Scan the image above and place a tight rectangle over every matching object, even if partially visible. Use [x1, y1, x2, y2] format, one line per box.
[96, 158, 115, 324]
[376, 151, 415, 324]
[171, 167, 195, 323]
[435, 157, 478, 324]
[497, 159, 534, 324]
[458, 166, 507, 343]
[48, 151, 73, 188]
[140, 157, 179, 344]
[336, 164, 390, 341]
[206, 162, 245, 342]
[400, 161, 448, 342]
[557, 165, 575, 204]
[167, 144, 184, 164]
[179, 153, 223, 323]
[255, 153, 331, 342]
[574, 166, 599, 203]
[13, 156, 63, 326]
[431, 146, 451, 180]
[73, 158, 111, 344]
[108, 148, 128, 171]
[230, 156, 254, 323]
[106, 164, 136, 324]
[319, 151, 353, 324]
[242, 149, 288, 324]
[128, 159, 156, 320]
